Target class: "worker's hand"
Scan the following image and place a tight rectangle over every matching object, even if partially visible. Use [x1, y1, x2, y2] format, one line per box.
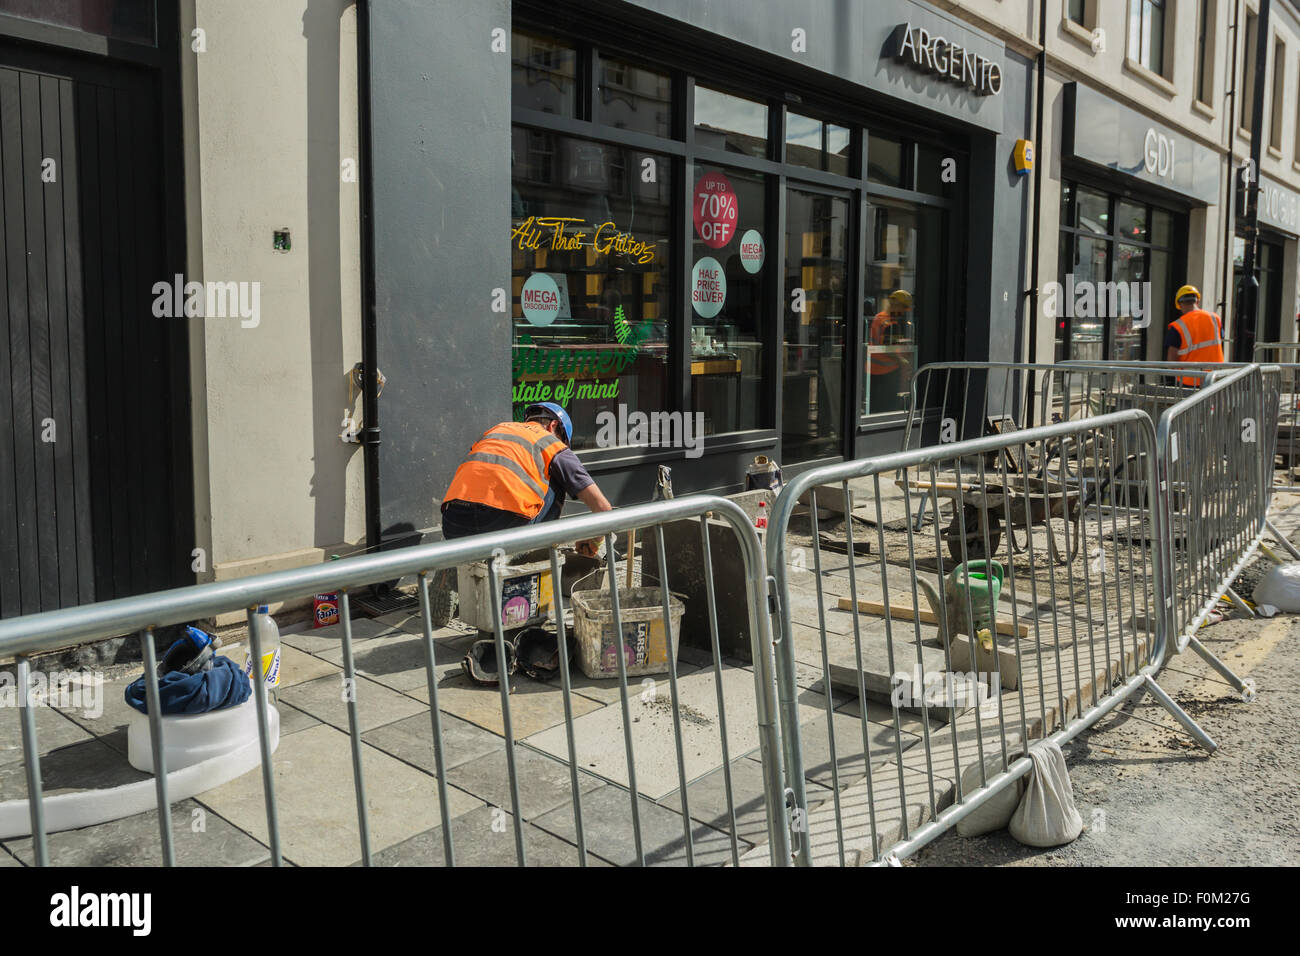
[575, 538, 602, 558]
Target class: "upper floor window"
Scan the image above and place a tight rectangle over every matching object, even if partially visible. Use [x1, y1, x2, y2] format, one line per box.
[1242, 11, 1258, 133]
[1067, 0, 1087, 24]
[1195, 0, 1217, 105]
[1128, 0, 1168, 77]
[1269, 38, 1286, 151]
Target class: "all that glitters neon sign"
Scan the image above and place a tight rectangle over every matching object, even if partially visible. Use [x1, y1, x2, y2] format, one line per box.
[512, 216, 656, 264]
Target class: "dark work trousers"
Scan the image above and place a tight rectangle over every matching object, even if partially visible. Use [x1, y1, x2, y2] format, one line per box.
[441, 487, 560, 541]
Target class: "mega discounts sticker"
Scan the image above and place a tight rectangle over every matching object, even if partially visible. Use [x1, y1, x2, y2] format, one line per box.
[738, 229, 765, 273]
[520, 272, 561, 326]
[691, 257, 726, 318]
[693, 171, 738, 248]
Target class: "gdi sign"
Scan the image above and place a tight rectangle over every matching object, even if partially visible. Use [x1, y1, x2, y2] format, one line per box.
[891, 22, 1003, 96]
[1143, 128, 1176, 178]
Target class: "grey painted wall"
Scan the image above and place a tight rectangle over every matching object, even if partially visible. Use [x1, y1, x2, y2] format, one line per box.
[369, 0, 512, 541]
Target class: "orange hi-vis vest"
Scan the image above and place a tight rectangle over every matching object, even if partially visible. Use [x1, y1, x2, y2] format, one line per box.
[868, 311, 900, 374]
[443, 421, 566, 519]
[1168, 309, 1225, 386]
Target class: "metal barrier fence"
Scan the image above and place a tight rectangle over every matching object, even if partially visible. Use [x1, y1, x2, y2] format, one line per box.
[1254, 343, 1300, 496]
[0, 496, 788, 867]
[1155, 365, 1268, 689]
[766, 407, 1214, 867]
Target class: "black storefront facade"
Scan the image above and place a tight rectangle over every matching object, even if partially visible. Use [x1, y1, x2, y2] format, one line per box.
[368, 0, 1034, 542]
[1233, 172, 1300, 358]
[1056, 82, 1221, 365]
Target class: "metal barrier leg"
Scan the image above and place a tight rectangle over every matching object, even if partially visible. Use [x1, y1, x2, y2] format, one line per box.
[1141, 673, 1217, 752]
[245, 606, 283, 865]
[1223, 587, 1254, 618]
[139, 626, 176, 866]
[1184, 635, 1248, 694]
[1265, 519, 1300, 560]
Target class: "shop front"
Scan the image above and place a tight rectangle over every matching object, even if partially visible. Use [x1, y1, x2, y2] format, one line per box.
[1056, 83, 1219, 364]
[370, 0, 1029, 540]
[1233, 172, 1300, 356]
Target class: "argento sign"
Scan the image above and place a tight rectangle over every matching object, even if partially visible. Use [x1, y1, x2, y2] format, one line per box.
[890, 22, 1003, 96]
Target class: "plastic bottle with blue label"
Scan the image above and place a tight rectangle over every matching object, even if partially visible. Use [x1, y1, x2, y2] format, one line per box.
[245, 605, 282, 705]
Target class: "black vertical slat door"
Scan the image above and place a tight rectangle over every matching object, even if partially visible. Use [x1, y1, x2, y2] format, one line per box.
[0, 50, 185, 618]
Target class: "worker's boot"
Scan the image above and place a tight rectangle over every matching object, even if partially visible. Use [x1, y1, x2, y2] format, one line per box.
[428, 566, 458, 628]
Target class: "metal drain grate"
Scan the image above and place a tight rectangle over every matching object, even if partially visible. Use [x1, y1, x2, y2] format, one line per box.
[352, 588, 420, 618]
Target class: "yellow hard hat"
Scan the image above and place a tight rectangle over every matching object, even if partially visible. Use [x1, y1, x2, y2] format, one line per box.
[1175, 284, 1200, 306]
[889, 289, 913, 308]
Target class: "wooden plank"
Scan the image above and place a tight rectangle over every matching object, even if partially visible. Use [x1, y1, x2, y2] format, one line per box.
[59, 75, 94, 606]
[835, 596, 1030, 639]
[40, 72, 79, 610]
[0, 67, 21, 617]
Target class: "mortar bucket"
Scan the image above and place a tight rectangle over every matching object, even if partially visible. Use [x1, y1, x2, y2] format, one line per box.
[944, 560, 1004, 635]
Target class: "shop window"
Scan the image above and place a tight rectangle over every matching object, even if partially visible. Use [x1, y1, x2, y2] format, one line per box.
[785, 112, 851, 175]
[691, 165, 768, 435]
[596, 54, 672, 138]
[867, 134, 909, 189]
[1195, 0, 1217, 105]
[864, 199, 942, 416]
[694, 86, 767, 158]
[0, 0, 154, 44]
[512, 30, 578, 116]
[784, 189, 848, 460]
[1056, 182, 1180, 364]
[1127, 0, 1167, 77]
[1269, 38, 1285, 152]
[510, 129, 673, 451]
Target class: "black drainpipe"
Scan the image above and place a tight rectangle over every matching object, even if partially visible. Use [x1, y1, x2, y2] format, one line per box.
[356, 0, 382, 554]
[1025, 0, 1047, 426]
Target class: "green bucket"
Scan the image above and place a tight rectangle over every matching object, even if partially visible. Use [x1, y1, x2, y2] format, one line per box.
[944, 560, 1004, 635]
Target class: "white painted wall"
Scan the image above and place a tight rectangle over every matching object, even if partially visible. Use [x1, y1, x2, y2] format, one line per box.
[181, 0, 364, 596]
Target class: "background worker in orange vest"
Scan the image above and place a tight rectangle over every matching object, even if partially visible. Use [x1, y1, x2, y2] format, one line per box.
[867, 289, 914, 411]
[431, 402, 613, 625]
[1163, 284, 1225, 386]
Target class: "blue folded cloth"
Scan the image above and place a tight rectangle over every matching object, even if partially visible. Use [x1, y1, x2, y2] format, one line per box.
[124, 655, 252, 715]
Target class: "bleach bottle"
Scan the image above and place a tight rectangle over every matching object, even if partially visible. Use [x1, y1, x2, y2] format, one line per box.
[245, 605, 282, 705]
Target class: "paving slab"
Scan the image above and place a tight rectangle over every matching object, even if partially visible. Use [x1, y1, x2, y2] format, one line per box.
[197, 723, 482, 866]
[0, 847, 19, 866]
[447, 746, 604, 821]
[780, 703, 921, 791]
[52, 672, 146, 756]
[556, 661, 703, 706]
[0, 703, 94, 768]
[276, 673, 425, 735]
[0, 735, 146, 801]
[532, 783, 748, 866]
[408, 669, 604, 740]
[1, 798, 269, 867]
[368, 804, 604, 866]
[317, 631, 477, 694]
[279, 617, 404, 656]
[276, 701, 321, 737]
[362, 711, 504, 774]
[524, 666, 841, 800]
[658, 755, 834, 850]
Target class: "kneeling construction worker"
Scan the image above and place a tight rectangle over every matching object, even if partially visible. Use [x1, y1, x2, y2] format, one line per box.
[430, 402, 613, 625]
[1164, 284, 1224, 386]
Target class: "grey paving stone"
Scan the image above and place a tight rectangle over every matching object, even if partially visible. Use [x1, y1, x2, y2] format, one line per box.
[279, 617, 403, 656]
[446, 746, 603, 821]
[276, 673, 424, 734]
[367, 804, 602, 867]
[275, 701, 321, 737]
[362, 711, 504, 773]
[198, 723, 483, 866]
[52, 672, 145, 752]
[0, 736, 146, 802]
[771, 708, 920, 792]
[531, 783, 748, 867]
[0, 847, 20, 866]
[0, 703, 94, 768]
[2, 798, 269, 867]
[658, 755, 833, 851]
[318, 631, 477, 694]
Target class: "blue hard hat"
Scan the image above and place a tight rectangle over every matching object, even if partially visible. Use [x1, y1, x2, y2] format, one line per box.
[525, 402, 573, 445]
